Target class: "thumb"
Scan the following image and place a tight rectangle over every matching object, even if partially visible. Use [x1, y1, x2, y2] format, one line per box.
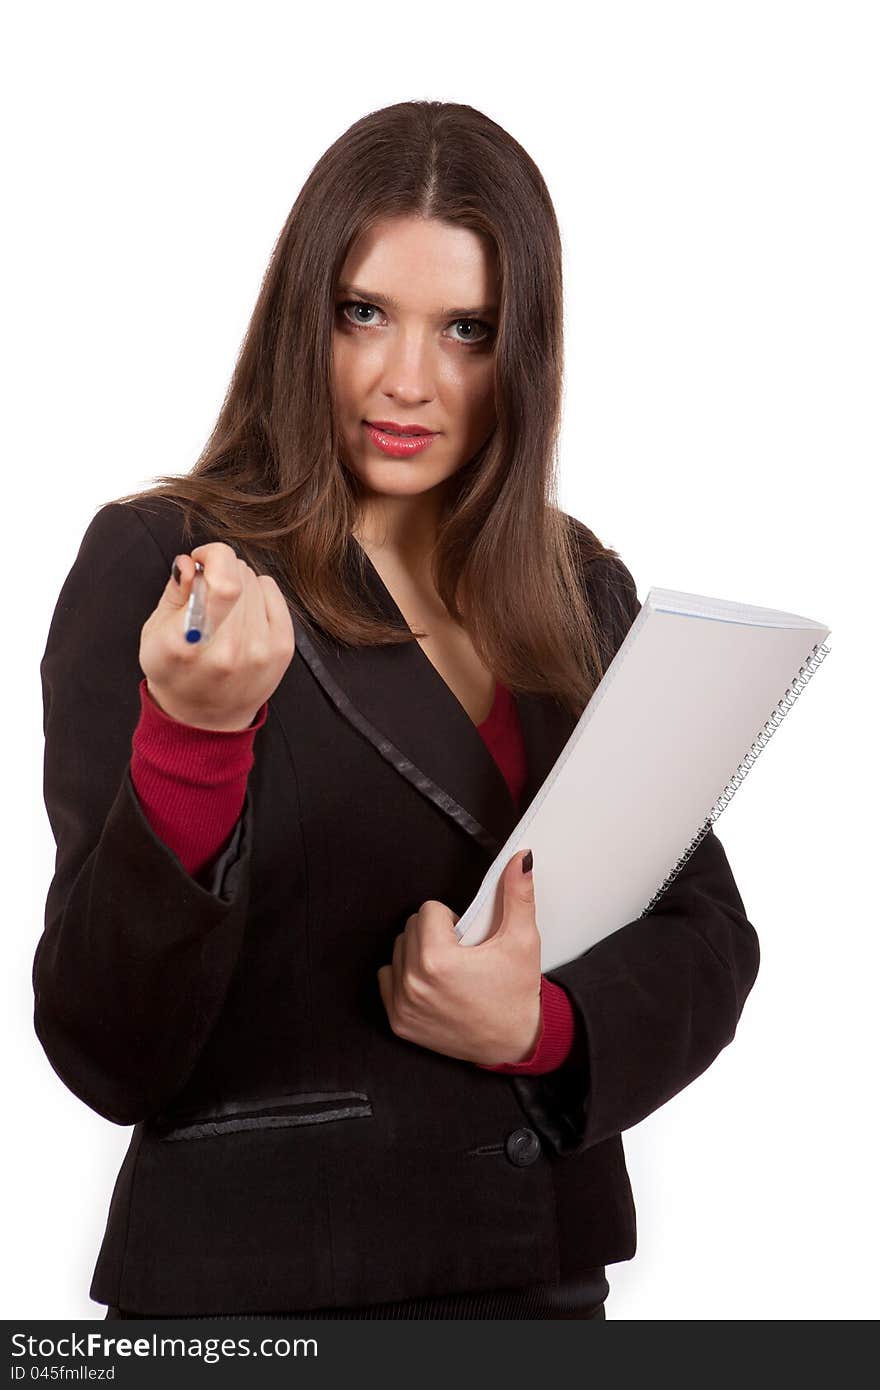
[501, 847, 536, 927]
[162, 554, 198, 609]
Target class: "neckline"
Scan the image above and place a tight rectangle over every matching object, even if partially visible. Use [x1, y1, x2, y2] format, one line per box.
[350, 535, 506, 734]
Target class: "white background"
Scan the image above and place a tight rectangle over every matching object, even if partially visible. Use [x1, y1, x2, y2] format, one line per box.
[5, 0, 877, 1320]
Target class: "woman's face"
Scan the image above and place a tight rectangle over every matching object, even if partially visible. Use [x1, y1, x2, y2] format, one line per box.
[332, 215, 499, 507]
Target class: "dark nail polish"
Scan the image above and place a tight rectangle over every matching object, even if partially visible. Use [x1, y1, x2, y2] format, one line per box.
[172, 562, 182, 585]
[522, 849, 533, 874]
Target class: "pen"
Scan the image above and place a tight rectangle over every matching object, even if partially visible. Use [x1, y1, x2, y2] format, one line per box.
[184, 561, 211, 644]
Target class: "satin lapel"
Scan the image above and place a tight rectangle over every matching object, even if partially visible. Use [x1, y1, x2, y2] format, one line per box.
[273, 538, 578, 858]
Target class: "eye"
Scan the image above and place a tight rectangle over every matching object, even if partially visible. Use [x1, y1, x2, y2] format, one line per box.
[339, 301, 381, 328]
[336, 301, 495, 348]
[448, 318, 494, 346]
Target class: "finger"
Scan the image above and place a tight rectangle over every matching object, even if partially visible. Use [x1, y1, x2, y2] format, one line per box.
[414, 901, 456, 965]
[391, 930, 407, 1009]
[162, 552, 199, 610]
[233, 558, 268, 652]
[217, 558, 293, 657]
[493, 850, 537, 944]
[242, 563, 294, 657]
[377, 964, 391, 1017]
[402, 913, 427, 986]
[257, 573, 295, 648]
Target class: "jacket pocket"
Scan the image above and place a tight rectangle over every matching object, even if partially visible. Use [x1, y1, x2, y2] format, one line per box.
[154, 1089, 373, 1142]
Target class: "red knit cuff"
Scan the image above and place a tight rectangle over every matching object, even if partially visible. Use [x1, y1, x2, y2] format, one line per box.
[130, 677, 268, 878]
[476, 977, 577, 1075]
[136, 677, 269, 744]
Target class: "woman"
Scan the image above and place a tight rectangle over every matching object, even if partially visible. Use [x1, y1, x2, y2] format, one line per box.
[34, 100, 759, 1320]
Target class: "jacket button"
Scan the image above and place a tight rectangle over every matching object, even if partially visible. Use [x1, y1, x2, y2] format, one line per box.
[505, 1127, 541, 1166]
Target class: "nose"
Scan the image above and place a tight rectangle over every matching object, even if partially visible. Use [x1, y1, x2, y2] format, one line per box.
[380, 326, 436, 405]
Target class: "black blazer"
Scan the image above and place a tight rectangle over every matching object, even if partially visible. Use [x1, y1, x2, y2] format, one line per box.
[33, 497, 760, 1316]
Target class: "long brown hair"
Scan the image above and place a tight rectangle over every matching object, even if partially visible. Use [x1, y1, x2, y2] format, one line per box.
[108, 100, 623, 718]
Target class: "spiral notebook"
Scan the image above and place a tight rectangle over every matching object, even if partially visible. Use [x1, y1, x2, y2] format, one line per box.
[455, 586, 831, 971]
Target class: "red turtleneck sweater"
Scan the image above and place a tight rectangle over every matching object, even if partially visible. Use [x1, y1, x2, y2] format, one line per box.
[129, 676, 577, 1074]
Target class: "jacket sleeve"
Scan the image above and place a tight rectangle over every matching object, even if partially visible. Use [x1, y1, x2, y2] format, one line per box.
[33, 502, 257, 1126]
[510, 550, 761, 1156]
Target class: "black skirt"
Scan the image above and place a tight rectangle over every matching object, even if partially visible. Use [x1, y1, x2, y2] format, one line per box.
[103, 1269, 609, 1321]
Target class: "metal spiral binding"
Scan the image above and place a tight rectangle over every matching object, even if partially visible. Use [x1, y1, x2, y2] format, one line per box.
[639, 638, 832, 916]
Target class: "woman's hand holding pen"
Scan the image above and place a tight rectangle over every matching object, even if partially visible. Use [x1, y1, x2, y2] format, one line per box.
[377, 850, 543, 1066]
[139, 542, 296, 732]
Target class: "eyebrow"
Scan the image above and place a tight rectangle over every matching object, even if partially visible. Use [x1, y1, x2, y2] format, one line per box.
[336, 284, 498, 318]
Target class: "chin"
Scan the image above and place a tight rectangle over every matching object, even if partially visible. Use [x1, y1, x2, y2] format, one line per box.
[350, 453, 450, 486]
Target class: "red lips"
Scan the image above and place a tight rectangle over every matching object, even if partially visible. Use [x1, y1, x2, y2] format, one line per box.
[366, 419, 437, 436]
